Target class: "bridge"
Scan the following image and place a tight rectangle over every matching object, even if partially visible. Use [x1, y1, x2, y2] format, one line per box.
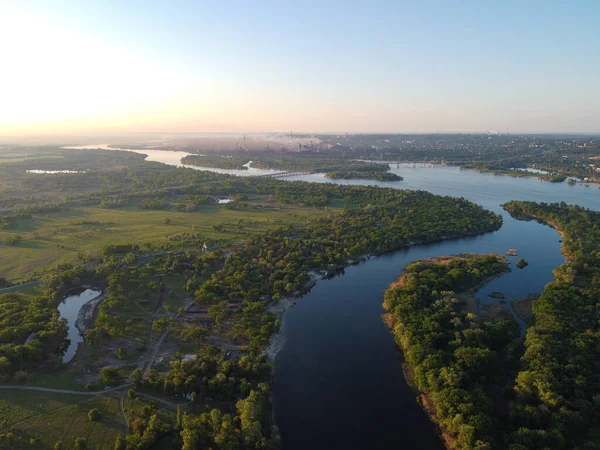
[263, 170, 317, 178]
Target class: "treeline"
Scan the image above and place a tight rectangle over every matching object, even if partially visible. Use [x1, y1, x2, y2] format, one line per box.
[325, 171, 403, 181]
[0, 213, 31, 230]
[194, 190, 502, 309]
[250, 156, 390, 173]
[383, 255, 520, 449]
[0, 152, 230, 210]
[461, 164, 567, 183]
[128, 365, 279, 450]
[502, 201, 600, 448]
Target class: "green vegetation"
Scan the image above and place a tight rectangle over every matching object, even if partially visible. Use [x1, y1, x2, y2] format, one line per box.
[0, 146, 514, 450]
[325, 171, 403, 181]
[251, 156, 390, 173]
[502, 201, 600, 448]
[515, 258, 528, 269]
[88, 408, 102, 421]
[383, 255, 519, 449]
[0, 390, 124, 449]
[461, 165, 567, 183]
[0, 291, 67, 376]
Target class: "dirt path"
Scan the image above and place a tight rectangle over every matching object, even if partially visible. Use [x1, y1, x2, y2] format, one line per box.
[0, 384, 130, 395]
[0, 280, 42, 293]
[142, 298, 193, 377]
[119, 393, 129, 434]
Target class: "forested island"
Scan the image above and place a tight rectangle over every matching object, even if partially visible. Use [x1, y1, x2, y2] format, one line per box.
[460, 164, 567, 183]
[324, 171, 403, 181]
[383, 201, 600, 449]
[383, 254, 519, 449]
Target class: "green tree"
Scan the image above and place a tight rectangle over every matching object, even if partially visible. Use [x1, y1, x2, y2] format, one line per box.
[88, 408, 102, 421]
[113, 434, 126, 450]
[100, 366, 120, 385]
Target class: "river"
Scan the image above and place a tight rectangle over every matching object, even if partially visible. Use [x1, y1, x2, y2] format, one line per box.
[64, 146, 600, 449]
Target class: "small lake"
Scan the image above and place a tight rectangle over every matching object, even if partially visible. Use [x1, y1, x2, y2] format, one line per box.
[57, 288, 102, 363]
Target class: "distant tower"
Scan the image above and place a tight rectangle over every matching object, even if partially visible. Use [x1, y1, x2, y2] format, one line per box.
[243, 134, 246, 149]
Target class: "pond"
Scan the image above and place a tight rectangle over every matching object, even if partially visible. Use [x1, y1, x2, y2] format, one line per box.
[57, 288, 102, 363]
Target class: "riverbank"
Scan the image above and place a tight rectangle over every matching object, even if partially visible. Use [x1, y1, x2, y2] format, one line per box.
[74, 291, 106, 336]
[265, 270, 321, 361]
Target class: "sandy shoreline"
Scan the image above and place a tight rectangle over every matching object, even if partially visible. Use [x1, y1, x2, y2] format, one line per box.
[265, 270, 323, 361]
[74, 291, 106, 336]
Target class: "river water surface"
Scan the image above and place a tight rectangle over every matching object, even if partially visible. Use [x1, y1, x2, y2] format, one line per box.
[58, 288, 102, 363]
[271, 166, 600, 450]
[64, 147, 600, 449]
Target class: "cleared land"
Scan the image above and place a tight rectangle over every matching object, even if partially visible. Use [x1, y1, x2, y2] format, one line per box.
[0, 200, 336, 280]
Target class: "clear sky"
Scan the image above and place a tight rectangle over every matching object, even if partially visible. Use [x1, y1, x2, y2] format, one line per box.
[1, 0, 599, 135]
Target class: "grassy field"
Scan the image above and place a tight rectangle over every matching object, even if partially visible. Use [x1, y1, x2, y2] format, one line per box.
[0, 390, 124, 449]
[0, 201, 336, 280]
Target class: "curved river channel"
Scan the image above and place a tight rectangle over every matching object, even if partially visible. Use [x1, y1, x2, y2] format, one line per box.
[65, 146, 600, 449]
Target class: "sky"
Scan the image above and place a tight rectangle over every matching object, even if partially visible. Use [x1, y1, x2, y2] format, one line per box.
[1, 0, 599, 135]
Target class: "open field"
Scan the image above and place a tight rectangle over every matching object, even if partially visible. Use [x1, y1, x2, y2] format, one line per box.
[0, 201, 337, 280]
[0, 390, 124, 449]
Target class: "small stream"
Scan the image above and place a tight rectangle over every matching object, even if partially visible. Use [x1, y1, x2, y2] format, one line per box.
[57, 288, 102, 363]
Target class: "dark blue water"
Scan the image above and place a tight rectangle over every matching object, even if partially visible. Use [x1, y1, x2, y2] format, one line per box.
[274, 165, 600, 450]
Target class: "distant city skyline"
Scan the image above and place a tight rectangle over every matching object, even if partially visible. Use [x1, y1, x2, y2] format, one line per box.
[1, 1, 599, 135]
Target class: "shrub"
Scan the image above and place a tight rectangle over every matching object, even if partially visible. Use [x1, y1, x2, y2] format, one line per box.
[88, 408, 102, 421]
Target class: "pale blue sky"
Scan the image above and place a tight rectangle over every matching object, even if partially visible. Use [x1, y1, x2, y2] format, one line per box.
[1, 0, 599, 134]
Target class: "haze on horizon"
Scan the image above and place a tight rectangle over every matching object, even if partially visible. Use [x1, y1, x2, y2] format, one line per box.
[1, 0, 599, 137]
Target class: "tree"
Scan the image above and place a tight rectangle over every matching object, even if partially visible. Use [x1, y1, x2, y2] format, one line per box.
[113, 434, 126, 450]
[53, 441, 64, 450]
[0, 356, 11, 373]
[176, 406, 183, 431]
[208, 302, 228, 329]
[116, 348, 127, 360]
[100, 366, 120, 385]
[215, 414, 239, 450]
[88, 408, 102, 421]
[74, 437, 87, 450]
[164, 217, 172, 225]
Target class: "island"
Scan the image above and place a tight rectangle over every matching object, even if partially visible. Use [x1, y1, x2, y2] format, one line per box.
[516, 258, 528, 269]
[325, 171, 403, 181]
[383, 254, 518, 449]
